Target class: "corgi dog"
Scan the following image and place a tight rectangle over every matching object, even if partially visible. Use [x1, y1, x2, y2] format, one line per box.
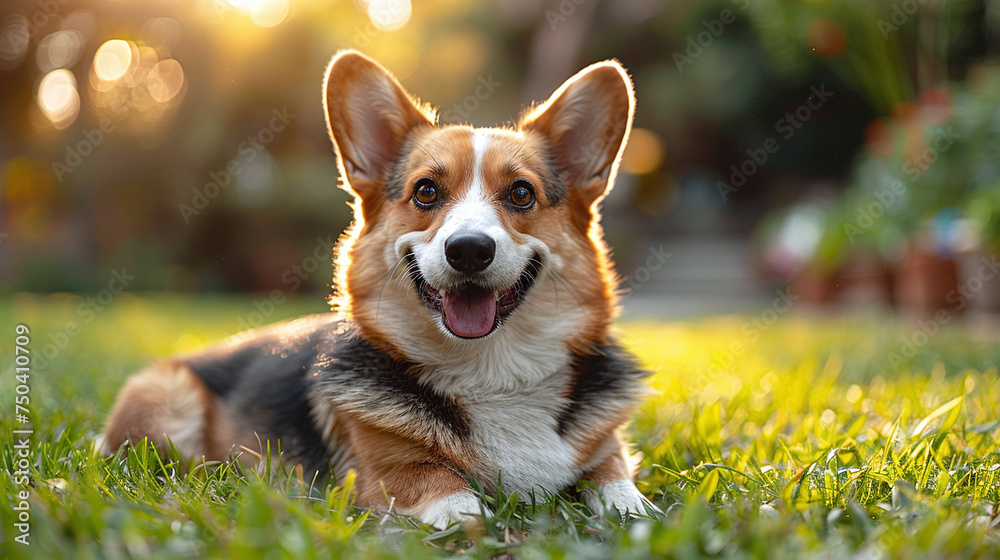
[102, 50, 656, 528]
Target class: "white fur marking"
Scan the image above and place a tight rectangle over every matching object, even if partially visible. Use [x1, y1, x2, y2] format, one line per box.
[418, 490, 489, 529]
[385, 128, 584, 396]
[472, 127, 489, 192]
[462, 373, 579, 495]
[582, 479, 661, 518]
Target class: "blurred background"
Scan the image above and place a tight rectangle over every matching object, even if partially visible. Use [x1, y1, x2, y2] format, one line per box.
[2, 0, 1000, 319]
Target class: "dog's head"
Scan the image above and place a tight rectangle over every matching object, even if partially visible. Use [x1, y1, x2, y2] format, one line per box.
[323, 51, 633, 362]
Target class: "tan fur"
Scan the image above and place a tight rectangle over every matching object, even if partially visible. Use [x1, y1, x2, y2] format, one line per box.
[336, 412, 473, 512]
[580, 434, 633, 485]
[102, 362, 215, 459]
[572, 424, 625, 469]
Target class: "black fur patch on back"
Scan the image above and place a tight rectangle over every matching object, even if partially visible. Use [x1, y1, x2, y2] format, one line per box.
[307, 333, 471, 442]
[182, 316, 339, 477]
[556, 343, 649, 436]
[182, 315, 471, 478]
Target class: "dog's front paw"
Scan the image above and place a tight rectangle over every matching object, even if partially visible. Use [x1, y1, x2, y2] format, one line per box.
[417, 491, 490, 529]
[583, 479, 661, 519]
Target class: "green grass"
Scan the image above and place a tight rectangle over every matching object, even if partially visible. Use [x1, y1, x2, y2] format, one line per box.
[2, 292, 999, 558]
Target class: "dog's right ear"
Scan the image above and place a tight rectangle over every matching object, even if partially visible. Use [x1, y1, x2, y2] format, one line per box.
[323, 50, 435, 204]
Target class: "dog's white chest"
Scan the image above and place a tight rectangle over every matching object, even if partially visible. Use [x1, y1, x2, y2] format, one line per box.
[463, 387, 579, 497]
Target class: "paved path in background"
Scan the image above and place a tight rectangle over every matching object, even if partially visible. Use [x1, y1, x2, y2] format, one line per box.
[618, 236, 771, 320]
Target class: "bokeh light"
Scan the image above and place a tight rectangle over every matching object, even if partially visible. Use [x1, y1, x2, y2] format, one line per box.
[251, 0, 290, 28]
[62, 10, 97, 43]
[0, 15, 30, 71]
[94, 39, 135, 82]
[807, 19, 847, 58]
[224, 0, 290, 28]
[147, 59, 185, 103]
[37, 69, 81, 129]
[139, 18, 181, 51]
[367, 0, 412, 31]
[37, 30, 85, 72]
[85, 36, 185, 136]
[621, 128, 665, 175]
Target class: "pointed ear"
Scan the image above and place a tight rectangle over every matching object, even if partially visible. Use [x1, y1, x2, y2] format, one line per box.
[323, 50, 435, 202]
[519, 60, 634, 209]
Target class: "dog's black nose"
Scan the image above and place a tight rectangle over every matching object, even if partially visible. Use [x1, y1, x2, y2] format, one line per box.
[445, 234, 495, 273]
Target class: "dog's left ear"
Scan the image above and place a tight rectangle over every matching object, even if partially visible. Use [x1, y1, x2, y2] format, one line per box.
[519, 60, 634, 209]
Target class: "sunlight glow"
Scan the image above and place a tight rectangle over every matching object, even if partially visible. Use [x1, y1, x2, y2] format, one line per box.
[621, 128, 664, 175]
[223, 0, 290, 28]
[139, 18, 181, 51]
[0, 15, 30, 71]
[37, 30, 85, 72]
[367, 0, 411, 31]
[38, 69, 80, 129]
[94, 39, 134, 82]
[251, 0, 290, 28]
[147, 59, 185, 103]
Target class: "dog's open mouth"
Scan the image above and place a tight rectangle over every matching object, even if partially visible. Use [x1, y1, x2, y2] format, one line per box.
[407, 255, 540, 339]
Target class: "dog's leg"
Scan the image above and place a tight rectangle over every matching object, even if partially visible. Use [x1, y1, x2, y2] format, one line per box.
[397, 465, 485, 529]
[355, 461, 486, 529]
[579, 435, 659, 518]
[101, 362, 215, 459]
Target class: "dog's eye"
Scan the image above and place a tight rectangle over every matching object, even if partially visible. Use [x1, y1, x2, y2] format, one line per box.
[413, 179, 439, 208]
[507, 181, 535, 209]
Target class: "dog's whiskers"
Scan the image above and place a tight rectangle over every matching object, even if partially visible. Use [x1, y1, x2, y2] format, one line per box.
[413, 139, 444, 171]
[398, 262, 423, 307]
[443, 338, 461, 362]
[393, 262, 420, 303]
[506, 137, 531, 168]
[374, 255, 411, 321]
[528, 257, 579, 306]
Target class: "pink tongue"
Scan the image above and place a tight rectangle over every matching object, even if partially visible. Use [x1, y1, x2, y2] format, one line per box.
[443, 285, 497, 338]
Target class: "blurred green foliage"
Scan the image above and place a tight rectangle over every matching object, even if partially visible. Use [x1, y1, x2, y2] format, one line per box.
[5, 0, 994, 292]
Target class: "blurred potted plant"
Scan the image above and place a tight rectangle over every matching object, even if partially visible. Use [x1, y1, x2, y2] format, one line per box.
[756, 196, 850, 303]
[954, 67, 1000, 311]
[964, 183, 1000, 311]
[861, 101, 969, 312]
[745, 0, 991, 310]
